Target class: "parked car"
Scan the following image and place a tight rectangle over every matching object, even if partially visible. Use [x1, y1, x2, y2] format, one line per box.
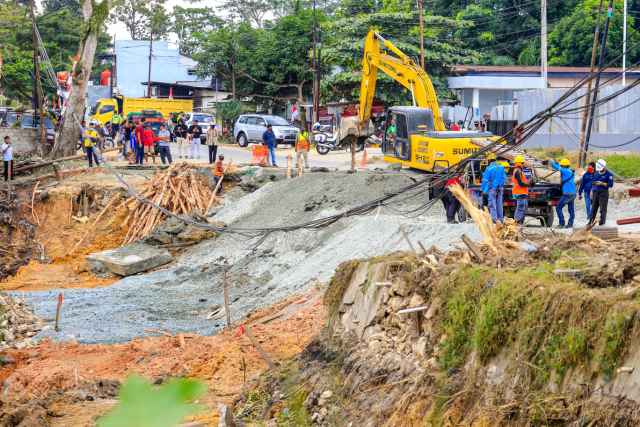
[185, 112, 215, 134]
[233, 114, 299, 147]
[21, 114, 55, 145]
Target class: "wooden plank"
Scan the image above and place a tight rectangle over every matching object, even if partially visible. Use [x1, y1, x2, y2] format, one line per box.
[618, 216, 640, 226]
[397, 305, 429, 315]
[461, 234, 484, 261]
[243, 325, 275, 369]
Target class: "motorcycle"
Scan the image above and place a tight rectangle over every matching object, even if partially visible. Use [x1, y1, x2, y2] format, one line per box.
[312, 122, 366, 155]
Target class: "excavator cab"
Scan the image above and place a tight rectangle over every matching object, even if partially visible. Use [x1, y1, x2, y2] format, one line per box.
[382, 107, 435, 162]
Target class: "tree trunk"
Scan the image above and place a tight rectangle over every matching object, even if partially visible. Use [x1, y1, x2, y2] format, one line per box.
[231, 65, 237, 100]
[297, 84, 306, 131]
[51, 0, 108, 159]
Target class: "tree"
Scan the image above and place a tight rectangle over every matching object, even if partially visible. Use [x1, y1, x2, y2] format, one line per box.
[42, 0, 81, 14]
[52, 0, 111, 158]
[549, 0, 640, 66]
[111, 0, 169, 40]
[321, 10, 481, 104]
[222, 0, 272, 28]
[172, 6, 222, 57]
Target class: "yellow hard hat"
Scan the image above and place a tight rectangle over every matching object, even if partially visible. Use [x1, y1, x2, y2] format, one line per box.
[514, 155, 525, 164]
[560, 158, 570, 167]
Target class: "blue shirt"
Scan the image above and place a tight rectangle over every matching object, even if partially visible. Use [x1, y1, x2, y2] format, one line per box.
[591, 170, 614, 191]
[481, 162, 506, 193]
[551, 161, 576, 195]
[481, 163, 495, 194]
[578, 171, 594, 196]
[491, 163, 506, 189]
[262, 130, 276, 148]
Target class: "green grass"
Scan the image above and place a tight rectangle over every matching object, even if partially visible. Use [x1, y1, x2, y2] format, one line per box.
[435, 260, 640, 388]
[603, 154, 640, 178]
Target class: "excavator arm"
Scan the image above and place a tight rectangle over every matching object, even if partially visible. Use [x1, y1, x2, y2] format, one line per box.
[359, 29, 446, 131]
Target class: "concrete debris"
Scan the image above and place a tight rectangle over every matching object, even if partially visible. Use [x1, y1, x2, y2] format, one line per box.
[0, 294, 42, 350]
[86, 243, 173, 277]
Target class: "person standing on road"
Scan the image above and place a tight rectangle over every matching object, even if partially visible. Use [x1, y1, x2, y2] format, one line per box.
[551, 158, 576, 229]
[206, 123, 219, 164]
[480, 154, 496, 208]
[111, 113, 123, 139]
[83, 122, 101, 167]
[174, 119, 187, 159]
[511, 155, 531, 225]
[487, 157, 507, 224]
[295, 129, 310, 169]
[579, 162, 596, 219]
[589, 159, 614, 227]
[141, 123, 157, 164]
[157, 123, 172, 165]
[188, 120, 203, 160]
[262, 124, 277, 167]
[1, 135, 13, 181]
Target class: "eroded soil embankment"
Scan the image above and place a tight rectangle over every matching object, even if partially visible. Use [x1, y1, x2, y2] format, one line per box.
[234, 234, 640, 426]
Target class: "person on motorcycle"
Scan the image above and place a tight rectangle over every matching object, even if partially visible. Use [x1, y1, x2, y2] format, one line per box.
[295, 129, 310, 169]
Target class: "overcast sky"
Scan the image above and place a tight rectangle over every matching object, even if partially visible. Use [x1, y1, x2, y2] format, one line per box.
[109, 0, 225, 41]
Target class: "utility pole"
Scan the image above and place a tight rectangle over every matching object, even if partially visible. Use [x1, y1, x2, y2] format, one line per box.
[312, 0, 320, 124]
[578, 0, 604, 168]
[623, 0, 628, 86]
[29, 0, 46, 147]
[417, 0, 425, 69]
[584, 0, 615, 165]
[147, 32, 153, 98]
[541, 0, 548, 87]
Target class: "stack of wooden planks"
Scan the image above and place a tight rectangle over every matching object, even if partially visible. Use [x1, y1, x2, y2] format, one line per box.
[121, 164, 216, 244]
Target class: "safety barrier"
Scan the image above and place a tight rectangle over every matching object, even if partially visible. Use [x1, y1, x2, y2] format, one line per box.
[251, 144, 268, 166]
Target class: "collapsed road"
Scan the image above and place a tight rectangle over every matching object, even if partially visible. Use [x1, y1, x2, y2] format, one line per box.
[10, 168, 640, 344]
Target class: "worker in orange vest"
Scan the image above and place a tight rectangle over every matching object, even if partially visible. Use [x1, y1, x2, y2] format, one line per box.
[511, 155, 532, 225]
[295, 129, 310, 169]
[214, 154, 225, 194]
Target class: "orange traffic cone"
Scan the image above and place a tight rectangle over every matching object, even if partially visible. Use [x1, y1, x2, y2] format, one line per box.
[360, 148, 368, 169]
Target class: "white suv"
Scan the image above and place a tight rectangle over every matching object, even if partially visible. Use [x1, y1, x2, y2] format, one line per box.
[233, 114, 299, 147]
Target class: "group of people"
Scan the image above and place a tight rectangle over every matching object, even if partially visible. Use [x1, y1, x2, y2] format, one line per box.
[480, 154, 614, 227]
[261, 124, 311, 169]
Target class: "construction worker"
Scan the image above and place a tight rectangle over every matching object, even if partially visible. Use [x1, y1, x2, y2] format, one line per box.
[83, 121, 101, 167]
[551, 158, 576, 229]
[480, 154, 496, 208]
[111, 112, 123, 139]
[486, 155, 507, 223]
[443, 174, 463, 224]
[206, 124, 220, 164]
[295, 128, 310, 169]
[511, 155, 531, 225]
[578, 161, 596, 219]
[214, 154, 225, 194]
[589, 159, 614, 227]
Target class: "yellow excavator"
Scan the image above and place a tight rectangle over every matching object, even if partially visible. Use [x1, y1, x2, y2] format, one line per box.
[359, 29, 496, 172]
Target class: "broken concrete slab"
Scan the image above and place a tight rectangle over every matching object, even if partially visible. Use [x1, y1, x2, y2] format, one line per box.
[86, 243, 173, 277]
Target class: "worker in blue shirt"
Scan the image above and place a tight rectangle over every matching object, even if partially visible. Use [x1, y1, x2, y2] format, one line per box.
[578, 161, 596, 219]
[550, 158, 576, 228]
[481, 154, 496, 208]
[589, 159, 615, 227]
[487, 157, 507, 223]
[262, 124, 277, 167]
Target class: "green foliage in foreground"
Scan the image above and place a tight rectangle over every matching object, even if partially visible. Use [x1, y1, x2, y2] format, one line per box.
[603, 154, 640, 178]
[98, 376, 206, 427]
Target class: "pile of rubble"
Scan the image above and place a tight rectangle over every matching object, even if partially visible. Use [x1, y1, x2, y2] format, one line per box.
[0, 294, 42, 350]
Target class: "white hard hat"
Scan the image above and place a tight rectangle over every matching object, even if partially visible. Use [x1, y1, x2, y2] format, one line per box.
[596, 159, 606, 171]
